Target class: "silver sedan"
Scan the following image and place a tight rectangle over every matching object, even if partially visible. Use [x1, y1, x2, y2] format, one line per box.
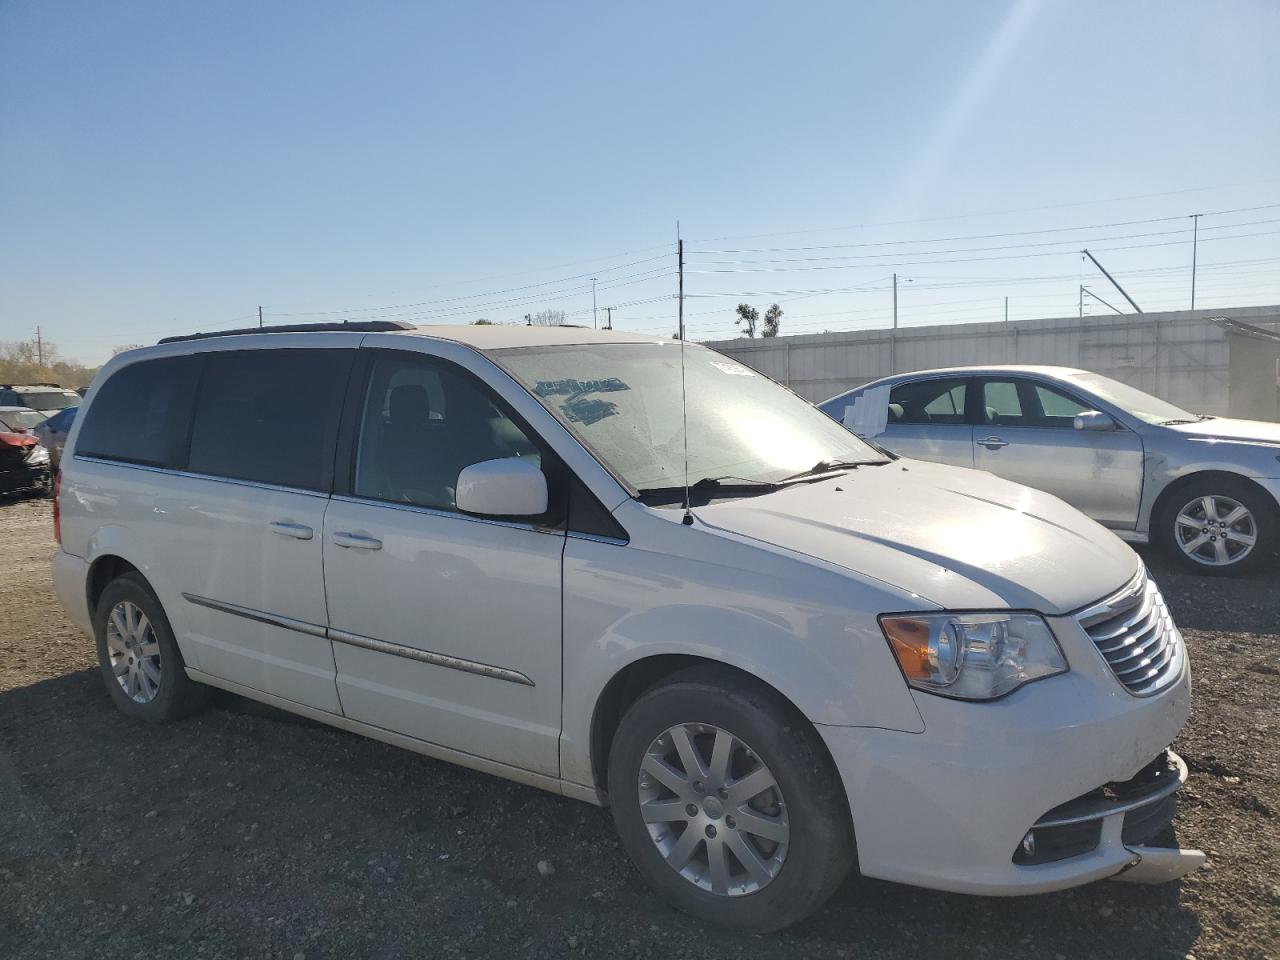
[820, 365, 1280, 574]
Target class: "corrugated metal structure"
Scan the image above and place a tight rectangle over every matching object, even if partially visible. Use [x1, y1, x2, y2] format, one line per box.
[705, 305, 1280, 419]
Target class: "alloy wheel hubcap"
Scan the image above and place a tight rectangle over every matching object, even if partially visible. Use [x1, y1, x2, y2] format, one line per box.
[637, 722, 789, 896]
[106, 601, 162, 703]
[1174, 495, 1256, 567]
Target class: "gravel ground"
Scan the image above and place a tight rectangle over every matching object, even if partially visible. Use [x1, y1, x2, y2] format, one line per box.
[1, 493, 1277, 960]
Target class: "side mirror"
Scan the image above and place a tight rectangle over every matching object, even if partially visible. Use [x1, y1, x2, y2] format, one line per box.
[455, 457, 548, 517]
[1074, 410, 1117, 432]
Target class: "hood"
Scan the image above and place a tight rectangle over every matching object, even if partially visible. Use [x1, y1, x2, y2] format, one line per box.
[1164, 416, 1280, 446]
[693, 459, 1139, 615]
[0, 431, 37, 448]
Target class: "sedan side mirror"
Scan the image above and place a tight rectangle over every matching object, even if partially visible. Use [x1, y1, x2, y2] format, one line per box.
[456, 457, 548, 517]
[1073, 410, 1117, 432]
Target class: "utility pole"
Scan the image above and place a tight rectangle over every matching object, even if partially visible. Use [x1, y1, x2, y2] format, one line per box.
[591, 278, 598, 329]
[1081, 248, 1142, 314]
[1004, 296, 1008, 324]
[892, 273, 898, 332]
[36, 326, 44, 369]
[1079, 285, 1084, 318]
[1190, 213, 1201, 311]
[258, 305, 264, 328]
[604, 306, 613, 330]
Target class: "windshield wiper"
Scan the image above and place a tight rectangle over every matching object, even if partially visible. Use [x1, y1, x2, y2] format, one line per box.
[636, 475, 781, 505]
[776, 458, 889, 484]
[1159, 418, 1200, 426]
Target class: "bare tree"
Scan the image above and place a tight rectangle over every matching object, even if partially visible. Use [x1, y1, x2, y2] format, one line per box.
[528, 309, 567, 327]
[0, 339, 97, 388]
[112, 344, 145, 355]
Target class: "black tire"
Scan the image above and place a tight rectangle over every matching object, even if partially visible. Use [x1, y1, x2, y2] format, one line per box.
[607, 666, 854, 931]
[93, 572, 212, 721]
[1154, 475, 1278, 576]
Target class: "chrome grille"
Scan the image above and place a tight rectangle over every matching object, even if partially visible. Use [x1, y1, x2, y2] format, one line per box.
[1076, 572, 1183, 696]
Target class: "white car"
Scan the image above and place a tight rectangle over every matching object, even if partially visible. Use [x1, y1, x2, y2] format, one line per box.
[53, 322, 1199, 930]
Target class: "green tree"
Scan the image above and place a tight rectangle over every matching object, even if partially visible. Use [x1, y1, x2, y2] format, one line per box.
[734, 303, 759, 338]
[762, 303, 783, 338]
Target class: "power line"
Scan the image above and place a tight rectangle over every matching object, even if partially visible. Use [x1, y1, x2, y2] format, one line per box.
[689, 203, 1280, 256]
[685, 179, 1280, 244]
[683, 228, 1280, 276]
[269, 252, 672, 318]
[686, 218, 1280, 270]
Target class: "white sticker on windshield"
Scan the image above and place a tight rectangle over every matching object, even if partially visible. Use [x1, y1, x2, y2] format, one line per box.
[709, 360, 755, 377]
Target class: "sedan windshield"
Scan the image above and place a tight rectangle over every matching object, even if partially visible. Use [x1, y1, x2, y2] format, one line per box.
[1064, 372, 1199, 425]
[0, 410, 47, 430]
[495, 342, 883, 494]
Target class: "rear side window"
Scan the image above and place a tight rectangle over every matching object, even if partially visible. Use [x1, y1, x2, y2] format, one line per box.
[187, 349, 352, 491]
[75, 356, 200, 467]
[888, 378, 969, 425]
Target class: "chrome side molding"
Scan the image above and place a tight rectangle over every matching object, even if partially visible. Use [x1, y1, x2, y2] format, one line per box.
[328, 628, 535, 686]
[182, 593, 534, 687]
[183, 593, 328, 639]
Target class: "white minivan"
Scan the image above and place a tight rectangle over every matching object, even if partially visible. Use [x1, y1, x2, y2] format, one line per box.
[52, 322, 1200, 930]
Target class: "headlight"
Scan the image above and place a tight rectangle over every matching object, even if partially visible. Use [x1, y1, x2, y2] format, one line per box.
[880, 612, 1067, 700]
[26, 444, 50, 465]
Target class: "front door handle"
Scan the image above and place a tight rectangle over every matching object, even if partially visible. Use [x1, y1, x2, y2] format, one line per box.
[332, 531, 383, 551]
[978, 436, 1009, 449]
[268, 520, 314, 540]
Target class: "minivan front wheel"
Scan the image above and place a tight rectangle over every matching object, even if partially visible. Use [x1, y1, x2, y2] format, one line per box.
[93, 572, 211, 721]
[607, 667, 854, 930]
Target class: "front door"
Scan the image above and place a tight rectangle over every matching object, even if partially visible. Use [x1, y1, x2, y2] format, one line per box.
[322, 349, 564, 777]
[972, 377, 1144, 528]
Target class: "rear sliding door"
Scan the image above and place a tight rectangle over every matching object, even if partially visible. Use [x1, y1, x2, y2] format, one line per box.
[169, 347, 353, 712]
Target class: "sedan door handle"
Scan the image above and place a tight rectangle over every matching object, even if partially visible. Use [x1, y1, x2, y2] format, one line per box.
[268, 521, 314, 540]
[331, 531, 383, 551]
[978, 436, 1009, 449]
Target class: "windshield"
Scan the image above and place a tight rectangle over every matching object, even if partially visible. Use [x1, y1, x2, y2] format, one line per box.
[0, 410, 47, 430]
[1065, 372, 1198, 425]
[19, 391, 78, 411]
[495, 342, 882, 493]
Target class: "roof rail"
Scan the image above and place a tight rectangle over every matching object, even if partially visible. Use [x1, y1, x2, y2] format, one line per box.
[158, 320, 416, 344]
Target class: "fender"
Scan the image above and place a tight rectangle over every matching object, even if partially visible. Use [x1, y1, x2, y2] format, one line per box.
[558, 536, 926, 790]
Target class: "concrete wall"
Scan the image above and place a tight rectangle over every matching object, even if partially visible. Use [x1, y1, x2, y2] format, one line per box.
[705, 305, 1280, 418]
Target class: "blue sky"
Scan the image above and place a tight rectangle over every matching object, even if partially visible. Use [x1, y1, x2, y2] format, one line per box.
[2, 0, 1278, 363]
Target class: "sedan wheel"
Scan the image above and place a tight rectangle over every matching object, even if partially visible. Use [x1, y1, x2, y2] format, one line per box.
[638, 722, 789, 896]
[105, 600, 163, 703]
[1174, 494, 1256, 568]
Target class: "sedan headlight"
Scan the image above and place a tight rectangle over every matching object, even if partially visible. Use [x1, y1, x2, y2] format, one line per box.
[880, 612, 1067, 701]
[26, 444, 50, 466]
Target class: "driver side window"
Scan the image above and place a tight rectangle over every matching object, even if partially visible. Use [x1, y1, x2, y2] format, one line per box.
[354, 354, 541, 511]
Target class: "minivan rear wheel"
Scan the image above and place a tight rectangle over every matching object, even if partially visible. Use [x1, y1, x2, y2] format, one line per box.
[607, 667, 854, 930]
[93, 572, 211, 721]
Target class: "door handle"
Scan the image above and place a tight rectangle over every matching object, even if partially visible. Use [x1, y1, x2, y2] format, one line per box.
[332, 531, 383, 551]
[268, 520, 314, 540]
[978, 436, 1009, 449]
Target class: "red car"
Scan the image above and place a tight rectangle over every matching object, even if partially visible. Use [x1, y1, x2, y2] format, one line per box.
[0, 429, 51, 496]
